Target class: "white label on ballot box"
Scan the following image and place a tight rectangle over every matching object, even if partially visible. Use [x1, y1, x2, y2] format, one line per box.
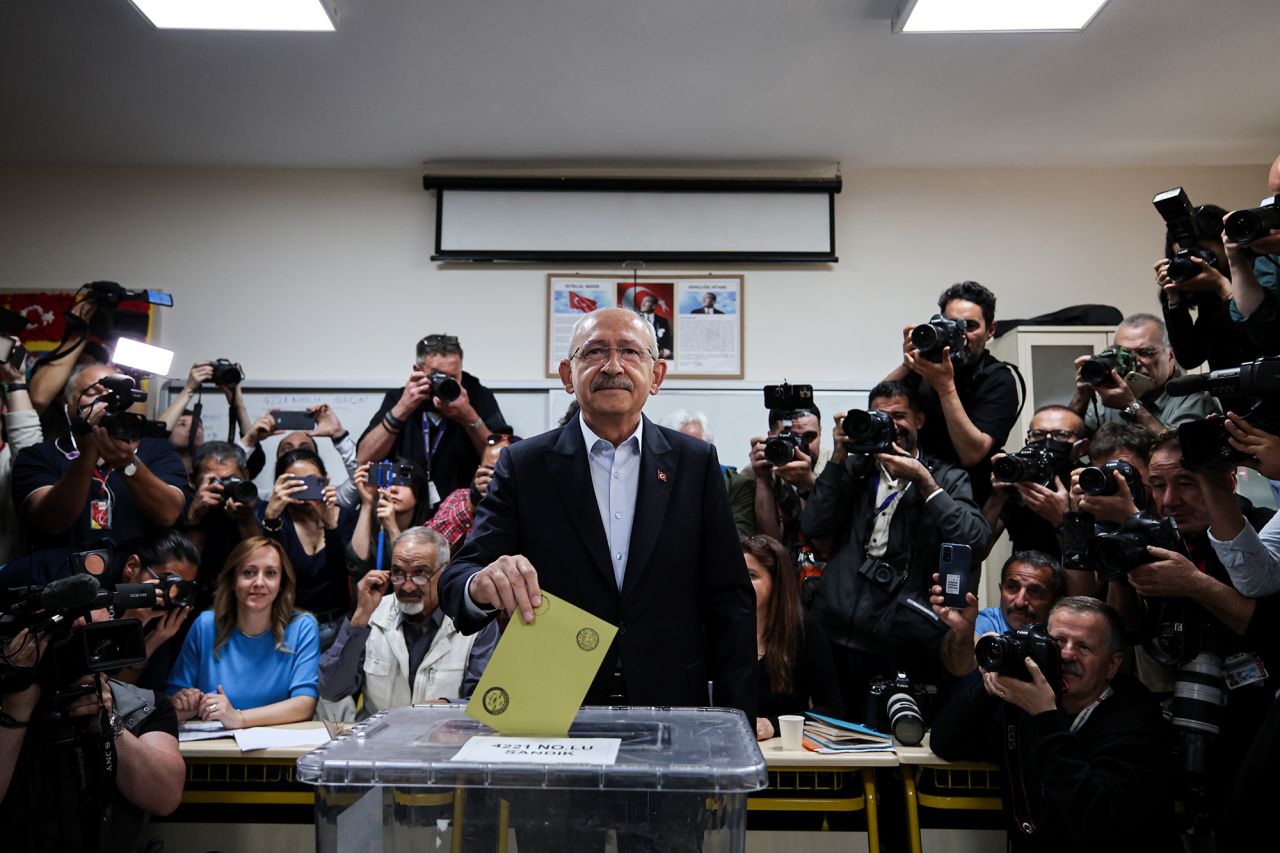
[450, 736, 621, 765]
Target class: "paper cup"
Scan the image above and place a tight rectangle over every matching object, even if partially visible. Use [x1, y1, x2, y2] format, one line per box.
[778, 714, 805, 751]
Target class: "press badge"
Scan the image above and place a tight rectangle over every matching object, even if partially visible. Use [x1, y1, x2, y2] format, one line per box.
[427, 480, 441, 508]
[1224, 652, 1268, 689]
[90, 499, 112, 530]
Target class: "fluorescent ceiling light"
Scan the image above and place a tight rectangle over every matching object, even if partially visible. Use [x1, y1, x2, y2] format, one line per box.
[128, 0, 337, 32]
[112, 338, 175, 376]
[894, 0, 1111, 33]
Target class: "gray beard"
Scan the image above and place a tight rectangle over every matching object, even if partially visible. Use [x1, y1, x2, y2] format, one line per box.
[397, 599, 425, 615]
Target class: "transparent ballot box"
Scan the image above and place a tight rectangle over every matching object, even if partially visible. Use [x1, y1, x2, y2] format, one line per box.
[297, 705, 767, 853]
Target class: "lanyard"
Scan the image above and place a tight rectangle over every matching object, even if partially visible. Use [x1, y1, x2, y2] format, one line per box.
[1068, 686, 1113, 734]
[871, 471, 904, 518]
[420, 415, 447, 474]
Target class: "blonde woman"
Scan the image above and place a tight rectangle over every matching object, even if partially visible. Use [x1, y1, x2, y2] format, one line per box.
[166, 536, 319, 728]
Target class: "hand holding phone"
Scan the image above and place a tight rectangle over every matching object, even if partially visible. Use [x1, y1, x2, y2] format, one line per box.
[272, 410, 317, 432]
[939, 543, 972, 608]
[291, 474, 328, 501]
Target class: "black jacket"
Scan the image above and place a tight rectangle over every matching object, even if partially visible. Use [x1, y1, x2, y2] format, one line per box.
[931, 672, 1179, 853]
[438, 414, 756, 717]
[800, 452, 989, 659]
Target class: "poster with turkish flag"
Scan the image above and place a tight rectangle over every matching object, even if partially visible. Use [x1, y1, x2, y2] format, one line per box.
[617, 281, 675, 360]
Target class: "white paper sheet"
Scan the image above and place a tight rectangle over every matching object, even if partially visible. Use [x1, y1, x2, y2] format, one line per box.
[232, 726, 331, 752]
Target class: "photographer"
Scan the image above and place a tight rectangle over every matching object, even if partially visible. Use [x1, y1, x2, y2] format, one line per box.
[241, 403, 361, 507]
[744, 403, 828, 546]
[0, 619, 185, 851]
[2, 355, 42, 563]
[423, 432, 519, 554]
[319, 528, 497, 716]
[183, 441, 261, 596]
[357, 334, 508, 517]
[884, 280, 1019, 507]
[1069, 314, 1219, 435]
[933, 551, 1065, 678]
[158, 360, 253, 475]
[1206, 413, 1280, 596]
[12, 364, 186, 552]
[25, 298, 102, 418]
[930, 597, 1177, 853]
[984, 406, 1088, 559]
[1221, 154, 1280, 354]
[800, 380, 988, 715]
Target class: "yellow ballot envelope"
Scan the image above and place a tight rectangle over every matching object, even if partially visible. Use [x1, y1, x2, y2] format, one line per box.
[466, 592, 618, 736]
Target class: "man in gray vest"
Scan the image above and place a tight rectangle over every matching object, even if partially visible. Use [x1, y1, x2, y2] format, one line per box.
[319, 528, 497, 716]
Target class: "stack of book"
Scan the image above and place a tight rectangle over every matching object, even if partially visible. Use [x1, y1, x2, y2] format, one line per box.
[802, 712, 894, 753]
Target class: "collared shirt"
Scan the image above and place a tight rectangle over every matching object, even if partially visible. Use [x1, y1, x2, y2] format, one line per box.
[579, 416, 643, 590]
[866, 451, 942, 557]
[1210, 512, 1280, 598]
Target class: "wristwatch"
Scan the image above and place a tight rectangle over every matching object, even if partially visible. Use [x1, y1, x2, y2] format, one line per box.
[120, 460, 138, 477]
[107, 710, 126, 740]
[1119, 402, 1142, 423]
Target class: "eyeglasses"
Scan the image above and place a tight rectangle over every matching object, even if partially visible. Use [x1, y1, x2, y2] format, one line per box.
[389, 569, 438, 587]
[570, 345, 656, 366]
[797, 431, 819, 445]
[1027, 429, 1080, 443]
[1120, 347, 1161, 360]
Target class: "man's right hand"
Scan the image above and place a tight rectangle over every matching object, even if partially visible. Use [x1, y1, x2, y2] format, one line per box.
[748, 436, 772, 475]
[183, 362, 214, 393]
[351, 570, 389, 627]
[392, 366, 433, 420]
[468, 555, 542, 624]
[831, 412, 849, 465]
[187, 474, 225, 525]
[1070, 466, 1139, 524]
[244, 410, 277, 448]
[929, 573, 979, 635]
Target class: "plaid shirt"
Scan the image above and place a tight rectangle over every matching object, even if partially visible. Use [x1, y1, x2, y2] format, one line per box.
[427, 487, 476, 553]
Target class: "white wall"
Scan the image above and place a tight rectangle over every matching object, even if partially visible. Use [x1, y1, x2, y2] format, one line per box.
[0, 164, 1267, 391]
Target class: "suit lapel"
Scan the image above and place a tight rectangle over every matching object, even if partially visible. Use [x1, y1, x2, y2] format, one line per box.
[544, 417, 617, 591]
[622, 417, 677, 598]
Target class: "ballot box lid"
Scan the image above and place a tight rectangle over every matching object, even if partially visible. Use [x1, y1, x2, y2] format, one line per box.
[297, 705, 767, 792]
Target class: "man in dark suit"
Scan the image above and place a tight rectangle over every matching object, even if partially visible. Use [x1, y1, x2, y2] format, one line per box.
[690, 292, 725, 314]
[439, 307, 755, 716]
[636, 295, 673, 358]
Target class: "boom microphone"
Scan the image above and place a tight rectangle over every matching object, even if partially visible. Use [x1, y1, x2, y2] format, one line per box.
[1165, 358, 1280, 398]
[38, 573, 102, 612]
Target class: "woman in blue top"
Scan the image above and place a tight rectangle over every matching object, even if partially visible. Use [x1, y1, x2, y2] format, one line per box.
[167, 536, 319, 728]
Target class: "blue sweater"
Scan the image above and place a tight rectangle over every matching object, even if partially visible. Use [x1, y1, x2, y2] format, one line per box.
[166, 609, 320, 711]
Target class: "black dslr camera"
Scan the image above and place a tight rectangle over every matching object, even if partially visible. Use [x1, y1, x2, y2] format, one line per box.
[1079, 346, 1137, 387]
[975, 623, 1062, 687]
[910, 314, 966, 363]
[1078, 459, 1146, 505]
[1224, 195, 1280, 245]
[428, 371, 462, 403]
[1152, 187, 1222, 285]
[1167, 358, 1280, 470]
[1089, 511, 1184, 581]
[80, 281, 174, 342]
[992, 440, 1071, 488]
[762, 382, 816, 466]
[842, 409, 895, 455]
[213, 476, 258, 503]
[210, 358, 243, 387]
[866, 672, 930, 746]
[70, 373, 166, 442]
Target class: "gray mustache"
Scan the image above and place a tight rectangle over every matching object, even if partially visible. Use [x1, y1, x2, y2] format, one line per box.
[592, 376, 634, 391]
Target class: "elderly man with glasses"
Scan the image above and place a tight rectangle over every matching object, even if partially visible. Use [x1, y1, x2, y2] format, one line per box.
[1069, 313, 1219, 436]
[319, 527, 497, 716]
[357, 333, 510, 520]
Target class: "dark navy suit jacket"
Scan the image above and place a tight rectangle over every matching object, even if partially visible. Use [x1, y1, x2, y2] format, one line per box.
[438, 413, 756, 717]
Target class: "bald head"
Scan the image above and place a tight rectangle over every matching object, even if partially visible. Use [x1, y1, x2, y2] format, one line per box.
[568, 307, 658, 360]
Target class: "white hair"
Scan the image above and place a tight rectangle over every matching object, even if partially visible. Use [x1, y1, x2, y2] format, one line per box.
[1120, 313, 1170, 349]
[567, 308, 659, 360]
[392, 526, 450, 567]
[660, 409, 714, 444]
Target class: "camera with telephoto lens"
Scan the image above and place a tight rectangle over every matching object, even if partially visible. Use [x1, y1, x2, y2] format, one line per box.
[975, 623, 1062, 687]
[1078, 459, 1147, 505]
[213, 476, 258, 504]
[1170, 651, 1227, 784]
[70, 373, 166, 442]
[842, 409, 895, 455]
[1224, 196, 1280, 245]
[427, 371, 461, 403]
[1178, 413, 1280, 471]
[910, 314, 967, 363]
[1079, 346, 1138, 387]
[1088, 511, 1184, 580]
[1152, 187, 1222, 287]
[992, 440, 1071, 488]
[210, 358, 243, 387]
[866, 672, 930, 746]
[761, 382, 817, 465]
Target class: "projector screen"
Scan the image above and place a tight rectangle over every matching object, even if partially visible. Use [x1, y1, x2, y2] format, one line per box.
[426, 178, 839, 263]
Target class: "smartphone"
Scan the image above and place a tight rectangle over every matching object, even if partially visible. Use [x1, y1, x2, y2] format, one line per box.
[367, 460, 414, 488]
[273, 410, 317, 431]
[291, 474, 328, 501]
[938, 543, 972, 608]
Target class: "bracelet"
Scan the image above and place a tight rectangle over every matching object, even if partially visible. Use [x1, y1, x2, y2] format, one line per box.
[467, 418, 484, 433]
[6, 383, 27, 393]
[382, 411, 405, 433]
[0, 708, 30, 728]
[261, 516, 284, 534]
